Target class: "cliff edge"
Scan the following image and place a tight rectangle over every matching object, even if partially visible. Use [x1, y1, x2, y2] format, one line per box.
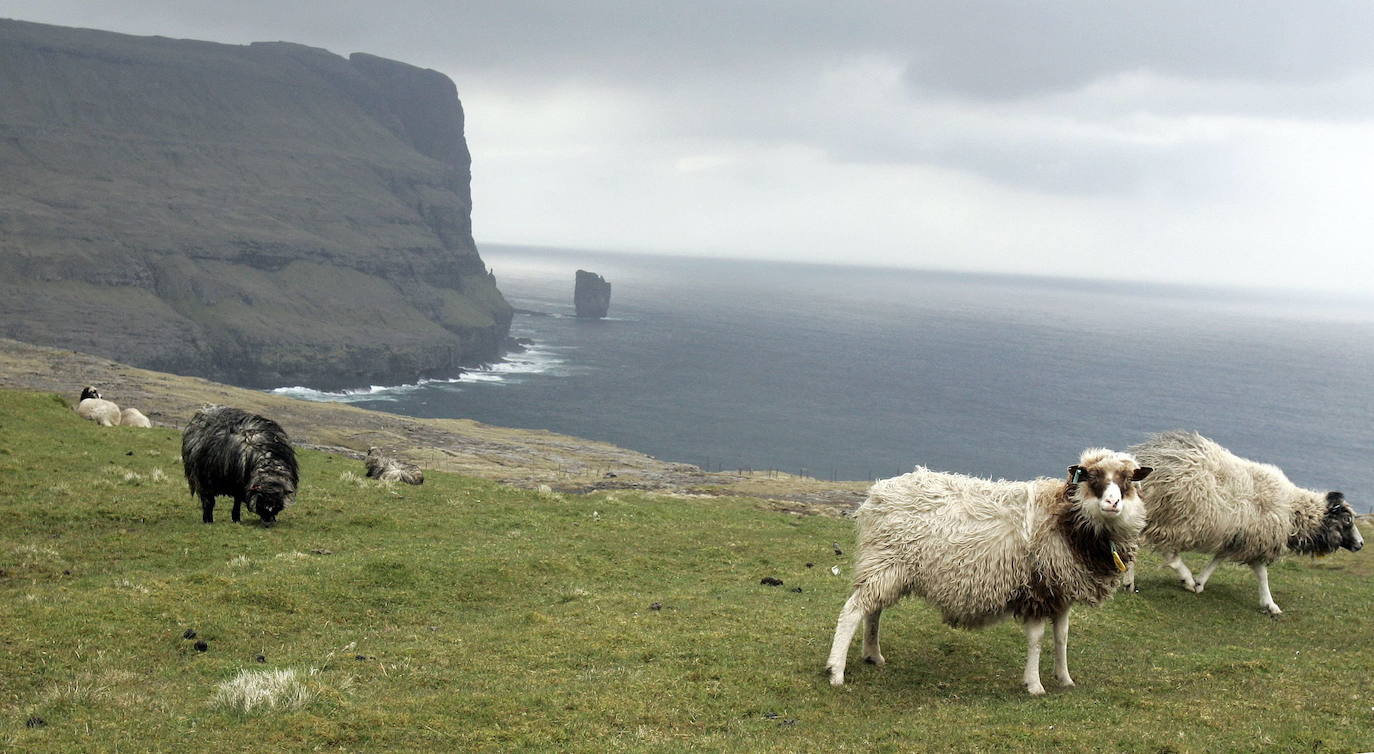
[0, 19, 512, 389]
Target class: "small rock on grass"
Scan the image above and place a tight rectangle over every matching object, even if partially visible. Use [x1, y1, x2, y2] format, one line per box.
[649, 602, 662, 610]
[26, 716, 46, 728]
[255, 654, 266, 663]
[759, 576, 784, 587]
[194, 640, 208, 652]
[182, 629, 197, 640]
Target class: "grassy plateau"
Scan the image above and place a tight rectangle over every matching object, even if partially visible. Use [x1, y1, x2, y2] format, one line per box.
[1, 388, 1371, 752]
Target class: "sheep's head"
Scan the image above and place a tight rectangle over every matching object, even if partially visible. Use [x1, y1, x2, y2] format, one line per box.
[246, 479, 294, 526]
[80, 386, 101, 401]
[1066, 449, 1151, 532]
[1326, 492, 1363, 552]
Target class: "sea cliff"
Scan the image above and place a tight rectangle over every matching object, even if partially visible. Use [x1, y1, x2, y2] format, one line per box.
[0, 19, 512, 389]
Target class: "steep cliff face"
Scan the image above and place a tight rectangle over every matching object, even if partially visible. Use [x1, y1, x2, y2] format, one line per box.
[0, 19, 512, 389]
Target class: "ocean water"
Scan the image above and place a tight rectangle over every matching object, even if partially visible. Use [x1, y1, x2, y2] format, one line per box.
[273, 245, 1374, 511]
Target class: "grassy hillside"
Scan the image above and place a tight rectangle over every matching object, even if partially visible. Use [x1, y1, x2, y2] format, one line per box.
[0, 336, 868, 510]
[2, 389, 1371, 752]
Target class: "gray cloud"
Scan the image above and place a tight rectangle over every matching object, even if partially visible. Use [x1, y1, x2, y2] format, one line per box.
[6, 1, 1374, 289]
[897, 1, 1374, 100]
[16, 2, 1374, 90]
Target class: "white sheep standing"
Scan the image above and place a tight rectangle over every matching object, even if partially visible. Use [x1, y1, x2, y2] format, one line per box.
[76, 386, 122, 427]
[119, 408, 153, 428]
[826, 449, 1152, 695]
[1125, 431, 1363, 615]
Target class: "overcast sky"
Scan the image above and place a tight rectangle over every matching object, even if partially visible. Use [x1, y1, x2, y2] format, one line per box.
[8, 1, 1374, 292]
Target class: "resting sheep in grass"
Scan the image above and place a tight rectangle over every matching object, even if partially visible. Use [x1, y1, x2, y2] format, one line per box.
[364, 447, 424, 485]
[76, 386, 121, 426]
[119, 407, 152, 428]
[1125, 431, 1363, 615]
[826, 449, 1151, 695]
[182, 406, 298, 525]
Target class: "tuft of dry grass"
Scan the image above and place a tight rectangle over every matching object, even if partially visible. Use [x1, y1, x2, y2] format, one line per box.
[338, 470, 394, 490]
[211, 668, 316, 714]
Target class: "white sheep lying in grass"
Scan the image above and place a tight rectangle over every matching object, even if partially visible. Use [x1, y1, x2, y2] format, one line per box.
[364, 447, 424, 485]
[826, 449, 1151, 695]
[120, 408, 152, 428]
[1125, 431, 1363, 615]
[76, 386, 121, 426]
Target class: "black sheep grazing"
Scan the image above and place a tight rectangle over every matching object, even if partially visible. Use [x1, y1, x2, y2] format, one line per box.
[182, 406, 298, 525]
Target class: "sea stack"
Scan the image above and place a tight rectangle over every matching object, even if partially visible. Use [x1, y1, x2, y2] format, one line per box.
[574, 270, 612, 319]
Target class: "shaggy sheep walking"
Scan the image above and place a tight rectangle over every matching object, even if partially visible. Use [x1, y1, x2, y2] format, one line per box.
[826, 449, 1151, 695]
[1126, 431, 1363, 615]
[364, 447, 424, 485]
[76, 386, 121, 426]
[182, 406, 298, 525]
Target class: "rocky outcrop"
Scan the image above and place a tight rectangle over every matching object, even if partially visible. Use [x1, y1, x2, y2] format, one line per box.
[574, 270, 612, 319]
[0, 19, 511, 389]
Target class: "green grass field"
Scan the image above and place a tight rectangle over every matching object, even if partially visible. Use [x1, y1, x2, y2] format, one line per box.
[2, 389, 1371, 752]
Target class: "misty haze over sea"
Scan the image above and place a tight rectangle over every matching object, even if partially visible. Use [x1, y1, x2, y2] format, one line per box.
[275, 245, 1374, 511]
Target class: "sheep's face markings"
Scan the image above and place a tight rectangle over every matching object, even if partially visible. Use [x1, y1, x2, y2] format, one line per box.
[1326, 493, 1364, 552]
[1073, 463, 1147, 530]
[248, 481, 291, 524]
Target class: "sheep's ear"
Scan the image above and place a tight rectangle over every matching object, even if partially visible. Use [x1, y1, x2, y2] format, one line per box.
[1066, 465, 1084, 483]
[1131, 466, 1153, 481]
[1326, 491, 1345, 509]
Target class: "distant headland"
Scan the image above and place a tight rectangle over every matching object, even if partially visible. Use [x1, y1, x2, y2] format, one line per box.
[0, 19, 512, 390]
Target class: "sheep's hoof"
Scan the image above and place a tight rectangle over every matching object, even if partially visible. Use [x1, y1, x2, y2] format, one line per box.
[828, 671, 845, 687]
[863, 654, 885, 666]
[1263, 604, 1283, 617]
[1058, 679, 1076, 689]
[1192, 582, 1206, 594]
[1026, 683, 1046, 696]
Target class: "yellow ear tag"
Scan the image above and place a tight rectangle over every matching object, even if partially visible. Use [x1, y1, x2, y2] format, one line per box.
[1111, 543, 1127, 573]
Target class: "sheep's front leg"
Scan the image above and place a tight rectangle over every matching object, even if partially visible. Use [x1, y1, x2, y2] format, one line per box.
[862, 607, 885, 666]
[1052, 610, 1074, 688]
[200, 494, 216, 524]
[1122, 561, 1137, 592]
[1251, 562, 1282, 615]
[231, 497, 243, 523]
[827, 591, 865, 686]
[1164, 552, 1198, 592]
[1022, 617, 1047, 695]
[1193, 556, 1223, 593]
